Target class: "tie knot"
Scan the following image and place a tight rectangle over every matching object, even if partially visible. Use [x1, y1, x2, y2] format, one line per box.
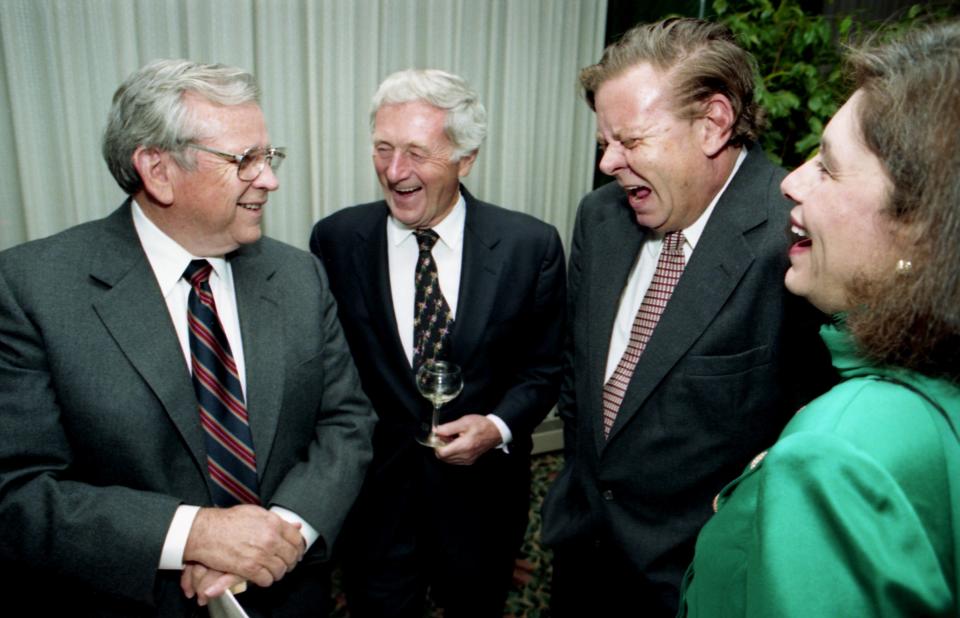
[663, 231, 684, 253]
[415, 229, 439, 253]
[183, 259, 213, 286]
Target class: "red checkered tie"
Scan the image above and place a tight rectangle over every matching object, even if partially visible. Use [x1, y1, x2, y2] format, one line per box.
[184, 260, 260, 506]
[601, 231, 685, 438]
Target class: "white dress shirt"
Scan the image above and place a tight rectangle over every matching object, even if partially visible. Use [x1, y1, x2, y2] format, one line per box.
[386, 193, 512, 445]
[604, 149, 748, 383]
[130, 202, 317, 570]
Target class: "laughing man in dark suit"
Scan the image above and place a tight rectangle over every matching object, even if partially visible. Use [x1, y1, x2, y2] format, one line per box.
[541, 18, 836, 618]
[310, 69, 565, 618]
[0, 59, 375, 616]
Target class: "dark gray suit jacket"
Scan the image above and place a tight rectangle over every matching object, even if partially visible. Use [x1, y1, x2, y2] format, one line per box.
[541, 146, 835, 605]
[310, 187, 564, 583]
[0, 200, 376, 615]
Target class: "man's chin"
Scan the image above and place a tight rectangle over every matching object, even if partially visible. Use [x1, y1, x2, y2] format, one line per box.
[387, 203, 426, 228]
[632, 211, 667, 230]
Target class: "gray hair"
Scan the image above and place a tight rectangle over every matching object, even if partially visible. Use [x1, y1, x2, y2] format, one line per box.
[369, 68, 487, 160]
[102, 59, 261, 194]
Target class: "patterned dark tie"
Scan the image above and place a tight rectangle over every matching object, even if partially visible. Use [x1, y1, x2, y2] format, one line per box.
[184, 260, 260, 506]
[601, 231, 686, 438]
[412, 229, 455, 371]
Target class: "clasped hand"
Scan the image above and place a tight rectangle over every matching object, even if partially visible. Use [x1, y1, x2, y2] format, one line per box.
[433, 414, 502, 465]
[180, 504, 305, 606]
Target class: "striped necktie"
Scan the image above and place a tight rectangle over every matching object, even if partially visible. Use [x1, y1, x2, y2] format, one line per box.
[184, 260, 259, 506]
[412, 229, 455, 371]
[601, 231, 686, 438]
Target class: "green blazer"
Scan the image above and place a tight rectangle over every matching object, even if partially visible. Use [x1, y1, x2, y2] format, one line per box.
[680, 324, 960, 617]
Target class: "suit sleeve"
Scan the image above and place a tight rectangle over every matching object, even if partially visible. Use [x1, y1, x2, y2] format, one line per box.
[0, 261, 179, 603]
[742, 431, 953, 616]
[265, 255, 376, 557]
[557, 198, 585, 459]
[488, 224, 566, 439]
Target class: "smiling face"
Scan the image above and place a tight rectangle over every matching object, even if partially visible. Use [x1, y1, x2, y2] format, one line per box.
[594, 62, 720, 233]
[372, 100, 476, 229]
[781, 90, 897, 314]
[165, 93, 279, 256]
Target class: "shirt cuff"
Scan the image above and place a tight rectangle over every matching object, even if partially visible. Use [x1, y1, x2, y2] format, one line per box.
[159, 504, 201, 570]
[486, 413, 512, 452]
[271, 505, 319, 551]
[158, 504, 318, 572]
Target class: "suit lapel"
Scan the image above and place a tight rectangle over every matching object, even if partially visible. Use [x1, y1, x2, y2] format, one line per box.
[230, 245, 284, 477]
[90, 202, 208, 471]
[350, 207, 413, 381]
[587, 204, 645, 454]
[451, 189, 502, 365]
[605, 149, 768, 443]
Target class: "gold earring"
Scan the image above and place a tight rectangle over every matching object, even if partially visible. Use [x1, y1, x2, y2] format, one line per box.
[896, 259, 912, 275]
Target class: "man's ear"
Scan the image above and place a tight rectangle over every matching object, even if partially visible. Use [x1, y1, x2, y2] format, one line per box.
[457, 150, 478, 178]
[132, 146, 175, 206]
[699, 94, 736, 158]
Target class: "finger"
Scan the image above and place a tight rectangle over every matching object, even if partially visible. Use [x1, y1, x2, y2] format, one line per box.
[434, 419, 466, 436]
[203, 573, 244, 600]
[264, 553, 290, 582]
[181, 566, 197, 599]
[188, 563, 211, 597]
[248, 564, 277, 588]
[193, 565, 221, 606]
[274, 525, 306, 568]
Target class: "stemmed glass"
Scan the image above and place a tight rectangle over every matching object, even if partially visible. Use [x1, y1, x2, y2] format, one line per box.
[415, 360, 464, 448]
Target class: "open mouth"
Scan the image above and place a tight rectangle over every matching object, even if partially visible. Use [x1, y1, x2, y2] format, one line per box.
[788, 223, 812, 249]
[394, 186, 422, 198]
[624, 185, 652, 202]
[238, 203, 262, 211]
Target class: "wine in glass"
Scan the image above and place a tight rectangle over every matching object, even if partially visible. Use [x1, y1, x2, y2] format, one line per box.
[415, 360, 463, 448]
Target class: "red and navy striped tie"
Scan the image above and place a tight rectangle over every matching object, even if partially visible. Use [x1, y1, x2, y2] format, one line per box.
[184, 260, 260, 506]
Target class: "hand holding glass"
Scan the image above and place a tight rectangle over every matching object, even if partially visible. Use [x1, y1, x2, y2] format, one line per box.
[415, 360, 463, 448]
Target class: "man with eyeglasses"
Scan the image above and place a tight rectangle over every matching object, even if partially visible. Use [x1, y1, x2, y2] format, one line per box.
[0, 59, 375, 616]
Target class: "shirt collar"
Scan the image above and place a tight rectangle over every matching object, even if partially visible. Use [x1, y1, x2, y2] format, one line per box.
[386, 191, 466, 251]
[670, 147, 748, 251]
[131, 200, 229, 294]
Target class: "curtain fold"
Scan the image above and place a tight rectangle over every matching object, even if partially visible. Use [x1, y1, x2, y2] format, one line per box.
[0, 0, 606, 251]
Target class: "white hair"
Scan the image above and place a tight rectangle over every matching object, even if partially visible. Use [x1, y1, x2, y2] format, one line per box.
[370, 68, 487, 161]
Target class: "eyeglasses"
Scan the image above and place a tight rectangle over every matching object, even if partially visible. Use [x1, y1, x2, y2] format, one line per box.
[188, 143, 286, 181]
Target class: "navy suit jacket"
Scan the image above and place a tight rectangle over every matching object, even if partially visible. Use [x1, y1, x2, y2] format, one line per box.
[541, 146, 835, 602]
[0, 200, 376, 616]
[310, 186, 564, 552]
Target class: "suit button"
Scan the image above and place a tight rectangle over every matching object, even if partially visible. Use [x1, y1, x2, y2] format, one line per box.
[602, 489, 614, 501]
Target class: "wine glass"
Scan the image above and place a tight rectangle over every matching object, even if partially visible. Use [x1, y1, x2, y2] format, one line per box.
[415, 360, 463, 448]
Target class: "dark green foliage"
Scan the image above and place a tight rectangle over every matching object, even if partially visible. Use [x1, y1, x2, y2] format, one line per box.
[712, 0, 957, 168]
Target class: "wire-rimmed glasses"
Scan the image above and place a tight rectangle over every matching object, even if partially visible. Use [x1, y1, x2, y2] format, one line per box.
[188, 143, 286, 181]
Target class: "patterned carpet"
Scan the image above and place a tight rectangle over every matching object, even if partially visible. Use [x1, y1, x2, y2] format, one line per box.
[330, 452, 563, 617]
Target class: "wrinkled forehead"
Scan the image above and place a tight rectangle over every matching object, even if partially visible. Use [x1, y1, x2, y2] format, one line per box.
[372, 100, 452, 151]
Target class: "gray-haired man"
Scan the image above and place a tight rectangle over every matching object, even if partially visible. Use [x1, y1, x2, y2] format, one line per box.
[0, 59, 375, 616]
[311, 68, 565, 617]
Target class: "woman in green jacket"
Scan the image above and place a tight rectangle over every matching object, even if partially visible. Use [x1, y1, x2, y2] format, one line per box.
[679, 22, 960, 617]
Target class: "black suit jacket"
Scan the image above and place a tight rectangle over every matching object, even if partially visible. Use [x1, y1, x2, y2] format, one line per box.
[0, 201, 376, 616]
[310, 186, 564, 556]
[542, 147, 835, 600]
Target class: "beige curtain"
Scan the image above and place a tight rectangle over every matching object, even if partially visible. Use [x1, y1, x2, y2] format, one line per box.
[0, 0, 606, 252]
